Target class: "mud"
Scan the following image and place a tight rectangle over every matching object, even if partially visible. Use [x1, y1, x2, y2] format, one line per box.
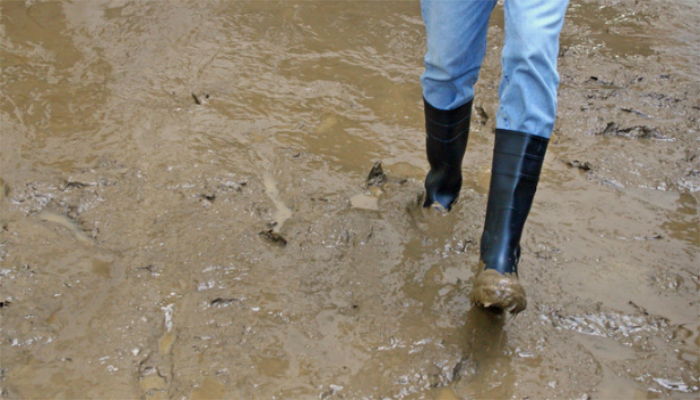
[1, 0, 698, 399]
[469, 267, 527, 314]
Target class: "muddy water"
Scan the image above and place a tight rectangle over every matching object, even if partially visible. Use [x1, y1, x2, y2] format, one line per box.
[1, 0, 698, 399]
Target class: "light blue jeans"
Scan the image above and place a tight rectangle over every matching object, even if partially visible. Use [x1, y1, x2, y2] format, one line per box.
[420, 0, 569, 139]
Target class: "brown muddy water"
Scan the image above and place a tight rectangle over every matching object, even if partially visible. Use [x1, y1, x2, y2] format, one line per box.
[1, 0, 698, 399]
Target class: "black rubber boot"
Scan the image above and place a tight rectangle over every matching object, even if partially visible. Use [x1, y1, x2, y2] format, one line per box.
[423, 98, 472, 211]
[470, 129, 549, 313]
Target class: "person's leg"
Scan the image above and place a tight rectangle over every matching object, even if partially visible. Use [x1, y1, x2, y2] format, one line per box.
[420, 0, 496, 210]
[471, 0, 569, 313]
[496, 0, 569, 139]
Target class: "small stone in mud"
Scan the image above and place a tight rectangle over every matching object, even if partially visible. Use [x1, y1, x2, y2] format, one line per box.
[366, 161, 387, 187]
[0, 301, 11, 309]
[260, 229, 287, 247]
[567, 160, 593, 171]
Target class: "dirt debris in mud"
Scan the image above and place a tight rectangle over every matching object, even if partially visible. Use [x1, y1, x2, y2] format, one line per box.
[1, 0, 699, 399]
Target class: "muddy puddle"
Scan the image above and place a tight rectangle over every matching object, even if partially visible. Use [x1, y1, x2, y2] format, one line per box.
[1, 0, 698, 399]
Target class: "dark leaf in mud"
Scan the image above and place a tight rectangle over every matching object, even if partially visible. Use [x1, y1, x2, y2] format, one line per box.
[136, 264, 159, 274]
[451, 356, 478, 383]
[635, 234, 663, 241]
[629, 301, 650, 316]
[461, 238, 477, 252]
[199, 193, 216, 202]
[260, 229, 287, 246]
[622, 126, 665, 139]
[685, 151, 699, 163]
[602, 122, 618, 135]
[191, 92, 201, 105]
[210, 297, 238, 307]
[588, 76, 613, 86]
[620, 107, 651, 118]
[366, 161, 387, 187]
[597, 122, 667, 139]
[62, 180, 91, 190]
[567, 160, 593, 171]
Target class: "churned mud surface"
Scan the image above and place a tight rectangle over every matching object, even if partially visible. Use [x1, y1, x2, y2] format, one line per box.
[1, 1, 698, 399]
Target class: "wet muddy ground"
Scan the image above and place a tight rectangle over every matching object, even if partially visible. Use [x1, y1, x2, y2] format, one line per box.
[1, 0, 698, 399]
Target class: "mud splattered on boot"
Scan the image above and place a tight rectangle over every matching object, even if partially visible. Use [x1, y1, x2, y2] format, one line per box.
[470, 266, 527, 314]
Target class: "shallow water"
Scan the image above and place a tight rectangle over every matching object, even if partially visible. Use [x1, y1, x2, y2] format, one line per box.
[1, 0, 698, 399]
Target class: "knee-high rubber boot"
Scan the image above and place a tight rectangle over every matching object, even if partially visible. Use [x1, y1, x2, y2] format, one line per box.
[423, 98, 472, 211]
[470, 129, 548, 313]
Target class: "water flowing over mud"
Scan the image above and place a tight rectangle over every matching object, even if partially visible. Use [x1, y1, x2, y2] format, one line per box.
[1, 1, 698, 399]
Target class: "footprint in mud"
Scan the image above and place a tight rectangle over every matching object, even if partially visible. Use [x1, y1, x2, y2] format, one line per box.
[404, 190, 464, 240]
[139, 365, 169, 400]
[442, 307, 517, 397]
[139, 304, 177, 400]
[405, 190, 429, 228]
[435, 386, 462, 400]
[349, 193, 379, 211]
[262, 172, 292, 233]
[191, 377, 225, 400]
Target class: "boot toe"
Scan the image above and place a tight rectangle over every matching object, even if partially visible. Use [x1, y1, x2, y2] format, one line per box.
[470, 268, 527, 314]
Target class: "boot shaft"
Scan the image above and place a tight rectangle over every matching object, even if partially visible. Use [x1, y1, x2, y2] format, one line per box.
[423, 98, 473, 210]
[480, 129, 548, 274]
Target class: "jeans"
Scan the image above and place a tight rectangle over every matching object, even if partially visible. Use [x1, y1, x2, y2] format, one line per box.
[420, 0, 569, 139]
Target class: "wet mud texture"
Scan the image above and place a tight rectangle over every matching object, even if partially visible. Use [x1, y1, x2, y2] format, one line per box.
[1, 0, 699, 399]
